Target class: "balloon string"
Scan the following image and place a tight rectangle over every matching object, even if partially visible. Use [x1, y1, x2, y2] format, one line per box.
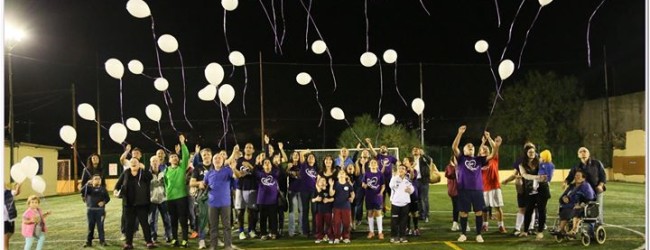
[270, 0, 280, 54]
[149, 15, 164, 78]
[279, 0, 287, 46]
[162, 92, 178, 132]
[304, 0, 312, 50]
[393, 62, 408, 106]
[242, 66, 248, 115]
[517, 7, 542, 69]
[377, 62, 384, 119]
[364, 0, 369, 51]
[587, 0, 606, 67]
[344, 118, 365, 146]
[374, 124, 381, 147]
[494, 0, 501, 27]
[229, 122, 238, 146]
[224, 107, 230, 149]
[217, 101, 228, 147]
[258, 0, 283, 54]
[140, 131, 172, 153]
[165, 90, 174, 104]
[419, 0, 431, 16]
[484, 78, 505, 134]
[119, 79, 124, 124]
[299, 0, 337, 92]
[157, 122, 166, 150]
[486, 50, 501, 100]
[500, 0, 526, 61]
[311, 79, 324, 127]
[223, 10, 231, 54]
[177, 49, 194, 128]
[141, 73, 156, 80]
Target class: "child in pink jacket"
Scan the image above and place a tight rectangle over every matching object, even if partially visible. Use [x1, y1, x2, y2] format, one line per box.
[22, 195, 51, 250]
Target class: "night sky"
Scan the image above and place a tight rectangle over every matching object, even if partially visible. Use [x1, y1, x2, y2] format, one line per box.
[3, 0, 645, 156]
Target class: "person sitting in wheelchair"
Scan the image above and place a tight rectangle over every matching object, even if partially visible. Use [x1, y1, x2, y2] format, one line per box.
[557, 170, 595, 236]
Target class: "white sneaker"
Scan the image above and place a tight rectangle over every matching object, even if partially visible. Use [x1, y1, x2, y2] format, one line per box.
[314, 239, 322, 244]
[333, 239, 340, 244]
[457, 234, 467, 242]
[451, 222, 459, 231]
[198, 240, 206, 249]
[342, 239, 351, 243]
[249, 231, 257, 238]
[476, 235, 484, 243]
[239, 232, 247, 240]
[536, 232, 544, 240]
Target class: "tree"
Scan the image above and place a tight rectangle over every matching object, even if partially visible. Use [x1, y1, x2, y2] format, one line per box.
[490, 71, 584, 147]
[336, 114, 421, 159]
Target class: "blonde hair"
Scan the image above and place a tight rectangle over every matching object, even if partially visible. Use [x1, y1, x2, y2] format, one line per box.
[26, 195, 40, 205]
[540, 150, 552, 162]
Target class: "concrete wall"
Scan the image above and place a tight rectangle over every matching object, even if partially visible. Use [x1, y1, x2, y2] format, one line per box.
[4, 142, 61, 199]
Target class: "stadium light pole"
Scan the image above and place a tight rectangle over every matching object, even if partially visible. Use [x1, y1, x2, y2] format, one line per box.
[6, 24, 27, 167]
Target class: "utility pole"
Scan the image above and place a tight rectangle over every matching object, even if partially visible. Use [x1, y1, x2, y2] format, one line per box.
[72, 83, 78, 191]
[259, 52, 265, 148]
[419, 63, 424, 146]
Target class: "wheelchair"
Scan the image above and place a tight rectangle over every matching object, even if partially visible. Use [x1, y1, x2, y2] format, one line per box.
[549, 201, 606, 246]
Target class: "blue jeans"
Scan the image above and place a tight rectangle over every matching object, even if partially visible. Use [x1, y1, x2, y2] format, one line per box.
[418, 182, 429, 220]
[24, 234, 45, 250]
[149, 202, 172, 241]
[87, 208, 105, 243]
[287, 191, 302, 235]
[353, 187, 365, 222]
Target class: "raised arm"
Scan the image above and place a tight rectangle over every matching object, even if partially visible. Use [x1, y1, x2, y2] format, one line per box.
[365, 138, 378, 157]
[227, 145, 240, 167]
[179, 134, 189, 171]
[452, 125, 466, 157]
[119, 144, 132, 165]
[278, 142, 288, 163]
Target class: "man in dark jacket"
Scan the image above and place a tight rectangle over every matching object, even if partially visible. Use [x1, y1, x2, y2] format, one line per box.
[115, 158, 154, 249]
[563, 147, 606, 223]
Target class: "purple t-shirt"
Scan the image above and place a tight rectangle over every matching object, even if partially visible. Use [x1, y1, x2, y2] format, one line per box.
[299, 163, 318, 192]
[456, 154, 487, 191]
[333, 181, 353, 209]
[363, 171, 384, 205]
[204, 166, 234, 208]
[378, 155, 397, 184]
[255, 169, 279, 205]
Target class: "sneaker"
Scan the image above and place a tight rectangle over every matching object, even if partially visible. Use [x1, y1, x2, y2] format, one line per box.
[120, 234, 127, 241]
[482, 225, 489, 232]
[536, 232, 544, 240]
[333, 239, 340, 244]
[146, 242, 157, 249]
[328, 240, 334, 244]
[499, 226, 507, 233]
[323, 235, 329, 241]
[180, 240, 188, 248]
[355, 220, 363, 226]
[519, 232, 528, 237]
[83, 242, 92, 247]
[414, 229, 421, 236]
[170, 239, 178, 247]
[407, 229, 413, 236]
[390, 238, 398, 243]
[425, 217, 429, 223]
[343, 239, 351, 243]
[249, 231, 258, 238]
[198, 239, 206, 249]
[190, 231, 198, 239]
[367, 232, 375, 239]
[476, 235, 484, 243]
[512, 230, 521, 236]
[378, 233, 384, 240]
[260, 235, 269, 241]
[270, 234, 277, 240]
[122, 244, 133, 250]
[400, 238, 408, 243]
[314, 239, 322, 244]
[451, 222, 460, 231]
[239, 232, 247, 240]
[457, 234, 467, 242]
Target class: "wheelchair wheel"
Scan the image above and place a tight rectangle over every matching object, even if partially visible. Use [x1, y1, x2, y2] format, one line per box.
[581, 233, 591, 246]
[595, 225, 606, 244]
[554, 234, 564, 243]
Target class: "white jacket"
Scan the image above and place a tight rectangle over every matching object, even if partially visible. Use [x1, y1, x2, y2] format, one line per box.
[389, 176, 414, 207]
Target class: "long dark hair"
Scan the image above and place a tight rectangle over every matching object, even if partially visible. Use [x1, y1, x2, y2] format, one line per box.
[86, 153, 102, 169]
[522, 145, 539, 170]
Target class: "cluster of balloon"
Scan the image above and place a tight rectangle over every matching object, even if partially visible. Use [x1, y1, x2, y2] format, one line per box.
[360, 52, 378, 67]
[411, 98, 425, 115]
[198, 62, 225, 102]
[10, 156, 46, 193]
[380, 113, 395, 126]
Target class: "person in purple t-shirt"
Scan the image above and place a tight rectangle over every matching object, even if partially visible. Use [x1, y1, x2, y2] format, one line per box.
[365, 138, 397, 213]
[452, 125, 496, 243]
[254, 158, 280, 240]
[299, 152, 319, 237]
[204, 153, 240, 249]
[362, 159, 385, 240]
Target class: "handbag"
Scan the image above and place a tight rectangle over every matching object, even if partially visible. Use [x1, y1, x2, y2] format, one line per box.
[429, 163, 441, 184]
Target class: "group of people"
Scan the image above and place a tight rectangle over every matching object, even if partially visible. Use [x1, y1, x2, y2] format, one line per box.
[3, 125, 608, 250]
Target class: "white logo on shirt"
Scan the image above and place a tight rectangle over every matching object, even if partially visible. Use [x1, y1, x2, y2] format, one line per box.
[344, 186, 349, 191]
[261, 175, 276, 186]
[465, 159, 479, 171]
[368, 177, 380, 190]
[306, 168, 317, 179]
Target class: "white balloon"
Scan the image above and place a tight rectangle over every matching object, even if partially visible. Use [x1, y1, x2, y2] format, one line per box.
[21, 156, 39, 179]
[126, 118, 141, 131]
[218, 84, 236, 105]
[157, 34, 179, 53]
[104, 58, 124, 79]
[31, 176, 46, 194]
[126, 0, 151, 18]
[59, 125, 77, 145]
[154, 78, 169, 91]
[109, 123, 128, 144]
[411, 98, 425, 115]
[380, 114, 396, 126]
[296, 72, 312, 86]
[145, 104, 162, 122]
[205, 63, 225, 86]
[10, 163, 26, 183]
[222, 0, 239, 11]
[382, 49, 398, 63]
[360, 52, 378, 67]
[330, 107, 345, 121]
[538, 0, 553, 6]
[128, 59, 144, 74]
[474, 40, 489, 53]
[311, 40, 327, 54]
[498, 59, 515, 80]
[77, 103, 96, 121]
[228, 51, 245, 66]
[198, 85, 217, 101]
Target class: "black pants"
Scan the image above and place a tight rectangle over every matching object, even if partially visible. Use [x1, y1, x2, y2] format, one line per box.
[353, 187, 365, 222]
[390, 205, 409, 238]
[523, 193, 548, 233]
[121, 206, 139, 234]
[87, 208, 105, 243]
[168, 197, 189, 241]
[259, 204, 279, 235]
[300, 191, 316, 235]
[125, 205, 152, 245]
[451, 196, 459, 222]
